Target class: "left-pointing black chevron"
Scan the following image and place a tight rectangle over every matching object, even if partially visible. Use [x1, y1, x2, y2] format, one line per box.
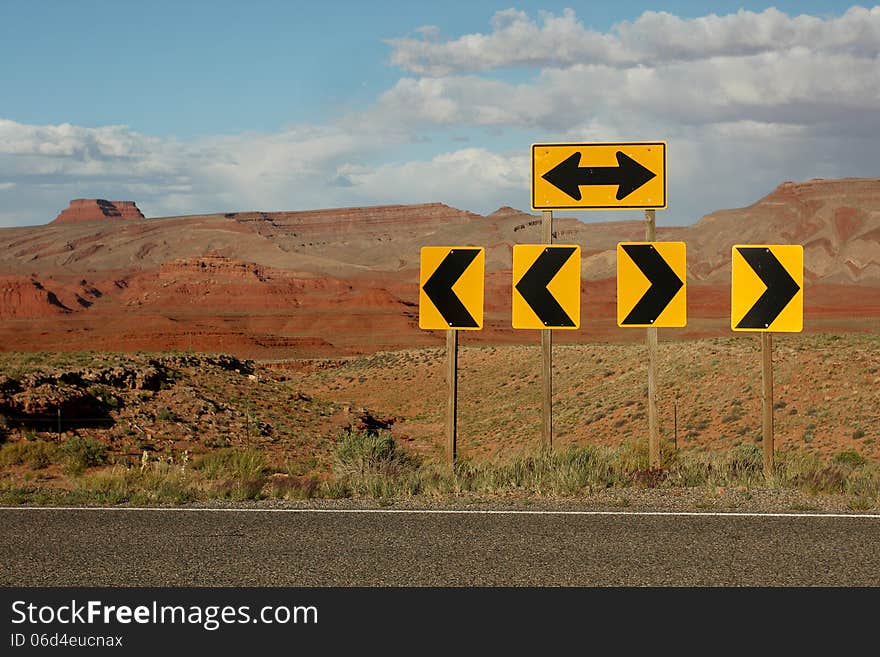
[621, 244, 683, 325]
[515, 246, 577, 327]
[735, 247, 800, 329]
[422, 248, 480, 328]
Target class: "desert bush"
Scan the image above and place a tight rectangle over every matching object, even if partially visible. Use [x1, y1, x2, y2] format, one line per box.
[0, 440, 58, 469]
[777, 449, 879, 501]
[59, 436, 107, 475]
[334, 430, 417, 477]
[78, 465, 199, 505]
[212, 476, 267, 501]
[266, 475, 321, 500]
[195, 448, 267, 480]
[725, 443, 763, 476]
[833, 450, 867, 468]
[330, 430, 420, 497]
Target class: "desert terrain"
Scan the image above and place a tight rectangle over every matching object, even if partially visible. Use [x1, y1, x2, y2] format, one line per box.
[0, 178, 878, 506]
[0, 178, 878, 358]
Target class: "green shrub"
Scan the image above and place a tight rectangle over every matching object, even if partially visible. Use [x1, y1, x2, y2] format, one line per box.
[156, 407, 175, 421]
[195, 448, 266, 480]
[78, 465, 199, 505]
[0, 440, 58, 469]
[334, 430, 417, 476]
[725, 443, 763, 475]
[59, 437, 107, 475]
[833, 450, 867, 467]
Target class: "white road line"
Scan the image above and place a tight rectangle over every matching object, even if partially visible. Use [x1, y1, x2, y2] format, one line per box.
[2, 506, 879, 519]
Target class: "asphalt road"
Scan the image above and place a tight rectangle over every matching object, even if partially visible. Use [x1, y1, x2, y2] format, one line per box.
[2, 508, 879, 586]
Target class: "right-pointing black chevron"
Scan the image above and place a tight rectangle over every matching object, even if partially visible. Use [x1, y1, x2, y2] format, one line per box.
[621, 244, 684, 325]
[422, 248, 480, 328]
[515, 246, 577, 327]
[735, 247, 800, 329]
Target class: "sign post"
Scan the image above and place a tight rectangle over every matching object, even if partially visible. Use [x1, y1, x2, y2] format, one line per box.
[645, 209, 660, 468]
[731, 244, 803, 479]
[761, 332, 773, 476]
[533, 140, 666, 459]
[446, 329, 458, 467]
[616, 235, 686, 468]
[419, 247, 485, 466]
[512, 239, 581, 450]
[541, 210, 553, 448]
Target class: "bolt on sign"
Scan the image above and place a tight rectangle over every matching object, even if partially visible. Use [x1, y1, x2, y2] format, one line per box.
[731, 244, 803, 332]
[512, 245, 581, 329]
[419, 246, 485, 330]
[532, 142, 667, 210]
[617, 242, 687, 327]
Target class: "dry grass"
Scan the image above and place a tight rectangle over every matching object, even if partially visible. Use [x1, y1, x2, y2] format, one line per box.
[1, 336, 879, 508]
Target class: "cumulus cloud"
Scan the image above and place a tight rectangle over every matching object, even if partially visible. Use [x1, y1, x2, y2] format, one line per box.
[338, 148, 529, 209]
[0, 118, 391, 224]
[375, 49, 880, 132]
[0, 116, 525, 226]
[387, 6, 880, 75]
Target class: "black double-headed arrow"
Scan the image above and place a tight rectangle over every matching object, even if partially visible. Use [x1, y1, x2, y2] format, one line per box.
[542, 151, 657, 202]
[620, 244, 683, 325]
[422, 248, 481, 328]
[515, 246, 577, 327]
[735, 247, 800, 329]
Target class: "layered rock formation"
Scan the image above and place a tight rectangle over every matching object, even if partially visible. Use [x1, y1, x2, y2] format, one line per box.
[0, 182, 877, 357]
[52, 199, 145, 225]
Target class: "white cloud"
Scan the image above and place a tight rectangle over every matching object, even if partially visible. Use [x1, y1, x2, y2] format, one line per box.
[374, 49, 880, 132]
[0, 117, 402, 224]
[339, 148, 529, 210]
[387, 6, 880, 75]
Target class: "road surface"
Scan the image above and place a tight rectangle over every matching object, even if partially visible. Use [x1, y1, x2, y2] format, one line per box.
[2, 507, 879, 586]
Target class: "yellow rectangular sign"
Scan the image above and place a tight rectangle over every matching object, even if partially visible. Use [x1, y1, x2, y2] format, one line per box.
[617, 242, 686, 327]
[512, 244, 580, 329]
[532, 142, 666, 210]
[731, 244, 803, 332]
[419, 246, 484, 330]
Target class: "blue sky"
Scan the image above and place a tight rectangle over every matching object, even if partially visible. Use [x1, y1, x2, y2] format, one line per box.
[1, 1, 877, 226]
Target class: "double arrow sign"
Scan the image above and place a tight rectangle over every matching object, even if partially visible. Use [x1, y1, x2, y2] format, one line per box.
[420, 244, 803, 332]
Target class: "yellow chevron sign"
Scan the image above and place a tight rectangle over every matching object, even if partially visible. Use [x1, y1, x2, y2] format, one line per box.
[512, 245, 580, 329]
[419, 247, 485, 330]
[731, 245, 803, 332]
[617, 242, 687, 327]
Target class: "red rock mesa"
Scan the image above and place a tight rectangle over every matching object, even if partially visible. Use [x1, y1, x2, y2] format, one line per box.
[52, 199, 145, 225]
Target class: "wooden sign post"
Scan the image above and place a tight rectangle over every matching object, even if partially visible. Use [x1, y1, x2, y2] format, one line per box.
[419, 246, 486, 468]
[761, 333, 774, 478]
[644, 209, 660, 469]
[446, 329, 458, 467]
[731, 244, 803, 481]
[541, 210, 553, 449]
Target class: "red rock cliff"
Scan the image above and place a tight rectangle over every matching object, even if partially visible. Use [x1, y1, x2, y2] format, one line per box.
[52, 199, 145, 225]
